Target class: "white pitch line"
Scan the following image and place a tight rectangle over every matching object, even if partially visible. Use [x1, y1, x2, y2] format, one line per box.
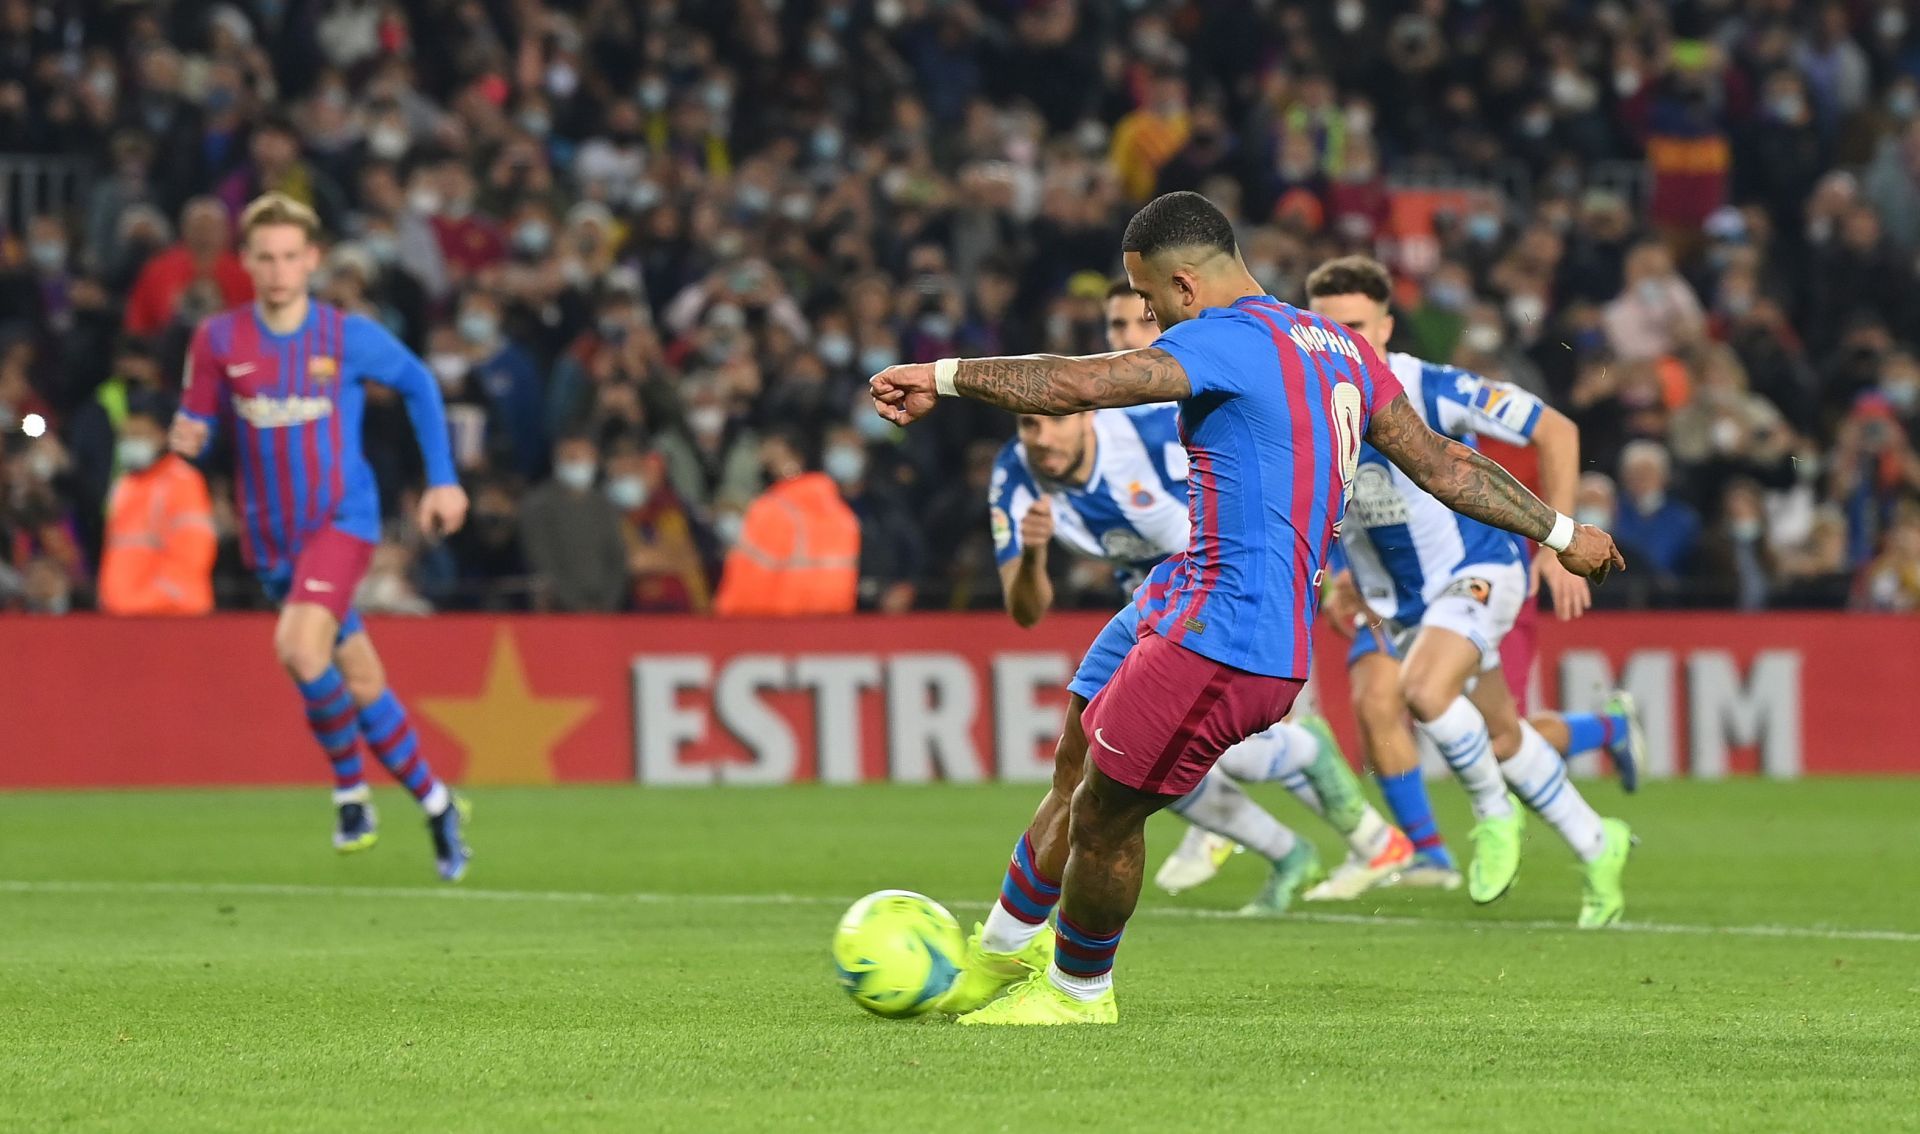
[4, 879, 1917, 944]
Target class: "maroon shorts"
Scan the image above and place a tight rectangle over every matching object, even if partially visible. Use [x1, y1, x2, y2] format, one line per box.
[1500, 597, 1540, 716]
[288, 527, 375, 622]
[1080, 627, 1305, 797]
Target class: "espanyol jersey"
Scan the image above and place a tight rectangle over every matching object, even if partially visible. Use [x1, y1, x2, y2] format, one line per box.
[181, 302, 457, 570]
[1338, 352, 1544, 624]
[1136, 296, 1402, 680]
[991, 404, 1190, 588]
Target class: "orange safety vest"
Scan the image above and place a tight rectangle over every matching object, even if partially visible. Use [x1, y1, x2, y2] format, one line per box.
[713, 472, 860, 616]
[99, 453, 217, 616]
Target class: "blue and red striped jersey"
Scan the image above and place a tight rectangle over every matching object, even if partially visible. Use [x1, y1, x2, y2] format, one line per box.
[180, 302, 457, 570]
[1135, 295, 1402, 680]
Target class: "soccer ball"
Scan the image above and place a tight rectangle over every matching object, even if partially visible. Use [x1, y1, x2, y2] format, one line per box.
[831, 889, 966, 1018]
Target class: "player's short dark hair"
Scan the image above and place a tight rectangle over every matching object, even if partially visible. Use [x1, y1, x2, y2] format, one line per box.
[1121, 191, 1237, 260]
[1105, 279, 1138, 302]
[1305, 255, 1394, 304]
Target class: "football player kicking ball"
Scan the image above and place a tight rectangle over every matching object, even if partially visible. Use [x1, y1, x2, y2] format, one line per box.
[869, 192, 1623, 1025]
[1304, 256, 1635, 923]
[991, 282, 1414, 917]
[171, 193, 473, 880]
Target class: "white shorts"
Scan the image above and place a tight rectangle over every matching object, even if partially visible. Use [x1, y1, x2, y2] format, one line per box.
[1416, 561, 1527, 673]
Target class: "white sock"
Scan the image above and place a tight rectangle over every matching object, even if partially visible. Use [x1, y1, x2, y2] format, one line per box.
[981, 902, 1046, 955]
[1503, 722, 1606, 861]
[332, 783, 371, 806]
[1171, 769, 1298, 863]
[421, 781, 451, 817]
[1346, 806, 1393, 860]
[1417, 697, 1513, 820]
[1047, 963, 1111, 1001]
[1216, 722, 1325, 814]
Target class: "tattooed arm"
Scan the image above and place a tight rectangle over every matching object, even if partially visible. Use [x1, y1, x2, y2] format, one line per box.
[1366, 394, 1626, 581]
[868, 349, 1191, 423]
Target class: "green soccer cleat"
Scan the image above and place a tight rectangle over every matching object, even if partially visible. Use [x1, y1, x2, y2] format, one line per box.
[1467, 799, 1526, 905]
[1578, 818, 1634, 929]
[934, 922, 1055, 1015]
[955, 971, 1117, 1027]
[1237, 839, 1324, 917]
[1297, 713, 1367, 833]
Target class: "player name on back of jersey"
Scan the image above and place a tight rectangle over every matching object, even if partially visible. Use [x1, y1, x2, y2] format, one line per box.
[231, 393, 335, 429]
[1286, 321, 1362, 363]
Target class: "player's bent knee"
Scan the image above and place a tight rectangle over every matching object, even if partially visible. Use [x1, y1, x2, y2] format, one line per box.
[1399, 669, 1457, 723]
[274, 633, 332, 682]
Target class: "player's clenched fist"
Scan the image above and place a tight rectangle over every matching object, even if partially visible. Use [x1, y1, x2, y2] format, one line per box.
[168, 413, 208, 458]
[869, 363, 939, 426]
[417, 484, 470, 539]
[1556, 523, 1627, 585]
[1020, 496, 1054, 549]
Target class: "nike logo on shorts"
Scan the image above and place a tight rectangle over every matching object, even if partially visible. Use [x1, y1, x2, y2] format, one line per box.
[303, 579, 335, 593]
[1093, 728, 1125, 756]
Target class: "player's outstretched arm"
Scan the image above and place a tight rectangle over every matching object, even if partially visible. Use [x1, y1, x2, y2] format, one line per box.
[1366, 394, 1625, 583]
[869, 349, 1190, 424]
[345, 315, 468, 537]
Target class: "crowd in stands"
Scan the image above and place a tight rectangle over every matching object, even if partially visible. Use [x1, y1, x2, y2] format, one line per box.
[2, 0, 1919, 616]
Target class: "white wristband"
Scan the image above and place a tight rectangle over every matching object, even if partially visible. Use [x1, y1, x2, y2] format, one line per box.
[933, 358, 960, 397]
[1544, 512, 1576, 553]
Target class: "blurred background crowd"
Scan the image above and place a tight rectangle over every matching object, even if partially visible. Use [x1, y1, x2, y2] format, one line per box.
[3, 0, 1919, 617]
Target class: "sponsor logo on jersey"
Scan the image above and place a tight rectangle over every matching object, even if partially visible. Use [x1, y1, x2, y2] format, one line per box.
[1349, 463, 1410, 528]
[1442, 576, 1494, 604]
[225, 362, 257, 378]
[231, 393, 335, 429]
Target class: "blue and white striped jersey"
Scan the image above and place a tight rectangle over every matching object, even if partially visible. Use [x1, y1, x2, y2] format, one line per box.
[1338, 352, 1545, 624]
[990, 405, 1189, 588]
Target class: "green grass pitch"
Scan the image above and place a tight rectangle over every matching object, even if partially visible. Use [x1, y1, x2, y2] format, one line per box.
[4, 778, 1917, 1133]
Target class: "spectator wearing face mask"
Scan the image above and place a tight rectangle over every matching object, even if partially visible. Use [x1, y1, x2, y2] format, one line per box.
[656, 380, 762, 518]
[605, 442, 710, 614]
[821, 424, 923, 614]
[518, 433, 629, 613]
[1603, 240, 1706, 362]
[713, 429, 859, 616]
[1698, 478, 1774, 611]
[97, 400, 215, 615]
[446, 478, 528, 610]
[455, 292, 547, 481]
[1613, 440, 1703, 588]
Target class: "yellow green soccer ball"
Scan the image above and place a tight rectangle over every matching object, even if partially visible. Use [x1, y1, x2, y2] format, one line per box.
[831, 889, 965, 1018]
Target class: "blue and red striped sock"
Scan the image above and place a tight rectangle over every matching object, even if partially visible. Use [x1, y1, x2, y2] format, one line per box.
[1378, 769, 1453, 869]
[358, 690, 446, 813]
[997, 833, 1061, 925]
[297, 668, 365, 801]
[1053, 913, 1124, 990]
[1562, 712, 1630, 755]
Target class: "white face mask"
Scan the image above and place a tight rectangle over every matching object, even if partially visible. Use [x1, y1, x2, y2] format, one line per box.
[688, 406, 727, 437]
[714, 511, 745, 547]
[116, 436, 162, 471]
[823, 446, 866, 487]
[429, 353, 469, 391]
[556, 460, 596, 491]
[1575, 505, 1614, 529]
[606, 475, 649, 510]
[1462, 324, 1504, 354]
